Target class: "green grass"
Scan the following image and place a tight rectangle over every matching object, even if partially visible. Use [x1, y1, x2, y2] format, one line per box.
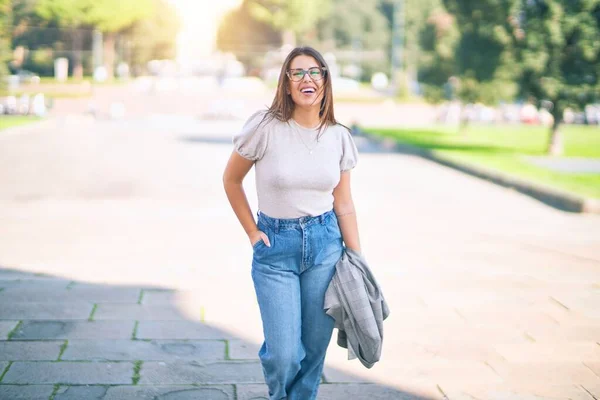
[132, 361, 142, 385]
[364, 124, 600, 199]
[39, 76, 92, 84]
[0, 116, 42, 131]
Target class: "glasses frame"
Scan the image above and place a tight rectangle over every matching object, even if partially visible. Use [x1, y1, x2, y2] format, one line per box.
[286, 67, 328, 82]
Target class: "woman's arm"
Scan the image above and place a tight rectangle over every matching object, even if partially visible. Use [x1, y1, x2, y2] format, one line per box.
[222, 151, 270, 246]
[333, 170, 360, 252]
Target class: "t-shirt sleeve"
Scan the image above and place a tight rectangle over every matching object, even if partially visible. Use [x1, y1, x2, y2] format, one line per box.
[233, 111, 269, 161]
[340, 128, 359, 171]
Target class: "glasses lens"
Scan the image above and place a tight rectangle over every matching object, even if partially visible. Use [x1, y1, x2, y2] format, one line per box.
[309, 67, 323, 80]
[289, 70, 304, 81]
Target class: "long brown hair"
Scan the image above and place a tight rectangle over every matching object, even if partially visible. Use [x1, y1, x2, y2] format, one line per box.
[261, 47, 338, 132]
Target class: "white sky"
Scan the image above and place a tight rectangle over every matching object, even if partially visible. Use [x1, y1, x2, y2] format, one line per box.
[168, 0, 242, 62]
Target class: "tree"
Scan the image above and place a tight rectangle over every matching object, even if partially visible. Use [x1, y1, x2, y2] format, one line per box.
[442, 0, 521, 127]
[417, 7, 459, 103]
[123, 0, 180, 73]
[36, 0, 94, 79]
[86, 0, 153, 78]
[216, 0, 281, 67]
[317, 0, 390, 81]
[248, 0, 331, 46]
[517, 0, 600, 155]
[0, 0, 10, 88]
[379, 0, 445, 93]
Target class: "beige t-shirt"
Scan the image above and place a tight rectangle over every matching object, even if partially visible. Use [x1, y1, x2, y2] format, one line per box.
[233, 110, 359, 219]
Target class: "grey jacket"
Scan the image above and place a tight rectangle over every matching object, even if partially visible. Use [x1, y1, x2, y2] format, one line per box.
[324, 248, 390, 369]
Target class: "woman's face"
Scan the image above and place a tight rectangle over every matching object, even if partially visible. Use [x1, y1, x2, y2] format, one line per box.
[287, 55, 325, 110]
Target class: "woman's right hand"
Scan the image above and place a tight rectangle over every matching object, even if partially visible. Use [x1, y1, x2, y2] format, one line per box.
[249, 230, 271, 248]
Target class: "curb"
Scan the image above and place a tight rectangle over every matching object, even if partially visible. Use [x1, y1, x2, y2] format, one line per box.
[355, 128, 600, 214]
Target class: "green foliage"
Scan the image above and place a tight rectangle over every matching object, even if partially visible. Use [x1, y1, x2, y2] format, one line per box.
[517, 0, 600, 122]
[432, 0, 521, 106]
[35, 0, 153, 33]
[216, 0, 281, 66]
[318, 0, 390, 81]
[86, 0, 153, 33]
[124, 0, 180, 70]
[323, 0, 389, 50]
[36, 0, 93, 27]
[22, 47, 54, 75]
[248, 0, 331, 44]
[0, 0, 11, 87]
[418, 7, 459, 103]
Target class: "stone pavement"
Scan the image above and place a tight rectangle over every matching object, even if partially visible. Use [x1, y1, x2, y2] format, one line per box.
[0, 113, 599, 399]
[0, 270, 417, 400]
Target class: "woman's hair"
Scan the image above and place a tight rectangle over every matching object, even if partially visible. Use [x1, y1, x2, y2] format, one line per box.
[262, 46, 338, 132]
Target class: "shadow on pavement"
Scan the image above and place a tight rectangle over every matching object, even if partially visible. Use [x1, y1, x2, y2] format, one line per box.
[0, 266, 435, 400]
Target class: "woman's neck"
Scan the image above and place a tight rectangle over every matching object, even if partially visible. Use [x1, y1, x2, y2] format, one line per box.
[292, 108, 321, 129]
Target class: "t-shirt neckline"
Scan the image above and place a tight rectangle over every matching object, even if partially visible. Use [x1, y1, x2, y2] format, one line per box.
[290, 118, 320, 132]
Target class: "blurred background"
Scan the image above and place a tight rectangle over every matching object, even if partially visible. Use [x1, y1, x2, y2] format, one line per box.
[1, 2, 600, 398]
[1, 0, 599, 199]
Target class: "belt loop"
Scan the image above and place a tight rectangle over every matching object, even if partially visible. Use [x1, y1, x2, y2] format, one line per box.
[320, 213, 325, 225]
[274, 219, 280, 233]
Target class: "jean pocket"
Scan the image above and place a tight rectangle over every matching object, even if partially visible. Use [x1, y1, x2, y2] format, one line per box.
[252, 238, 266, 250]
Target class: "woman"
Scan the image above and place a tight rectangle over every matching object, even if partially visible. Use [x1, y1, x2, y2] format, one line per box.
[222, 46, 361, 400]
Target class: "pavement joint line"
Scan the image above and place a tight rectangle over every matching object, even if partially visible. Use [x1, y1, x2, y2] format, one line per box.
[0, 361, 12, 382]
[132, 361, 142, 385]
[57, 340, 68, 361]
[484, 361, 500, 377]
[436, 384, 450, 400]
[583, 362, 600, 379]
[549, 296, 570, 311]
[232, 384, 237, 400]
[6, 321, 22, 340]
[580, 385, 599, 400]
[132, 321, 139, 340]
[524, 332, 536, 342]
[88, 304, 98, 321]
[544, 312, 561, 326]
[66, 281, 76, 290]
[137, 289, 145, 305]
[48, 384, 61, 400]
[453, 308, 467, 322]
[11, 360, 134, 363]
[223, 340, 230, 360]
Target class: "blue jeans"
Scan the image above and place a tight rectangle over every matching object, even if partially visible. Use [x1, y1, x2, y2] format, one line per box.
[251, 209, 343, 400]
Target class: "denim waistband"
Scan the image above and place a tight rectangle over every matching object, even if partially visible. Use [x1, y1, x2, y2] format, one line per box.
[258, 209, 335, 232]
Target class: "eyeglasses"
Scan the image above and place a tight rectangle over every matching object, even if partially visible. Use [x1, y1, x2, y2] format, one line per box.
[286, 67, 327, 82]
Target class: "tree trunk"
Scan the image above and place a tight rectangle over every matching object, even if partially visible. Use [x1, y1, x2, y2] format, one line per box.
[71, 28, 84, 80]
[282, 30, 296, 47]
[547, 118, 563, 156]
[103, 32, 116, 79]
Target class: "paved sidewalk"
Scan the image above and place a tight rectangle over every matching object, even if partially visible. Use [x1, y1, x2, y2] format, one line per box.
[0, 270, 415, 400]
[0, 115, 599, 399]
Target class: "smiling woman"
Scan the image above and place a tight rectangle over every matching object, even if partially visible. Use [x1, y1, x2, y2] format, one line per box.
[168, 0, 242, 60]
[222, 47, 362, 400]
